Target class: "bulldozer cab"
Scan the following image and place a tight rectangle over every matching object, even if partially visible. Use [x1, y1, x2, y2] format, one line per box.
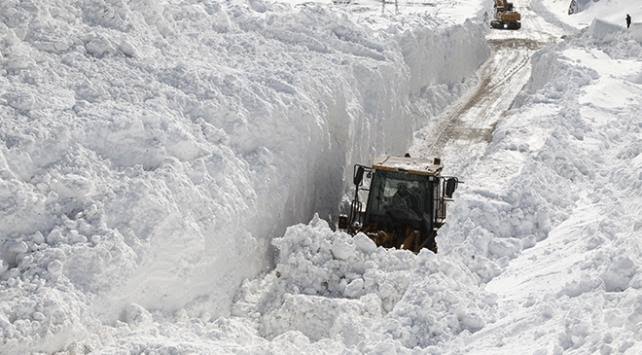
[339, 155, 459, 253]
[491, 0, 521, 30]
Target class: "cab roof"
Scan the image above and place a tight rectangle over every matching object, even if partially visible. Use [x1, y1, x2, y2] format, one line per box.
[372, 155, 442, 176]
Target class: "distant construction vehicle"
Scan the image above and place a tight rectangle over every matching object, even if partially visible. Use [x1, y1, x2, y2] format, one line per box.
[338, 155, 459, 253]
[491, 0, 521, 30]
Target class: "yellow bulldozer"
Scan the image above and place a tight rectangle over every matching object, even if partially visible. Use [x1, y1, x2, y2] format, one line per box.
[338, 155, 459, 253]
[491, 0, 521, 30]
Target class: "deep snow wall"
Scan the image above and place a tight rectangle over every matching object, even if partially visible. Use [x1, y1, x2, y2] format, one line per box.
[0, 0, 488, 351]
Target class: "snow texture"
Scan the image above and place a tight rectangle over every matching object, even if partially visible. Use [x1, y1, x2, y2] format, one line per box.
[2, 0, 640, 353]
[235, 215, 495, 351]
[0, 0, 488, 352]
[436, 15, 642, 353]
[540, 0, 642, 30]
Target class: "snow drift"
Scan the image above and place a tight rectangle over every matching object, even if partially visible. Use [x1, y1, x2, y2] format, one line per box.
[0, 0, 488, 352]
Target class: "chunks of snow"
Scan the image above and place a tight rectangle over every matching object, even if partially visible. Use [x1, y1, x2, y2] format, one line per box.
[0, 0, 490, 352]
[46, 260, 64, 277]
[120, 303, 152, 325]
[331, 238, 355, 260]
[235, 218, 495, 350]
[84, 36, 114, 58]
[601, 256, 636, 292]
[588, 18, 624, 41]
[118, 40, 138, 58]
[261, 293, 381, 341]
[354, 233, 377, 254]
[458, 312, 485, 333]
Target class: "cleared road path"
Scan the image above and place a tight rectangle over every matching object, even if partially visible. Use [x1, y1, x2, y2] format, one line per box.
[410, 0, 568, 178]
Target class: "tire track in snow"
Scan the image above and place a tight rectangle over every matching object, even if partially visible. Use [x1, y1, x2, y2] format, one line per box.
[412, 38, 543, 163]
[410, 0, 569, 173]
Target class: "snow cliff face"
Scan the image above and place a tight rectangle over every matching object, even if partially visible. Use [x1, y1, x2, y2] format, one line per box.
[0, 0, 488, 351]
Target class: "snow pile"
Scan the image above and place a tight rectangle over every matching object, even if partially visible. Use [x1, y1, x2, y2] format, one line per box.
[434, 22, 642, 353]
[232, 215, 496, 352]
[541, 0, 642, 29]
[440, 18, 642, 270]
[68, 216, 495, 353]
[588, 17, 628, 41]
[0, 0, 489, 352]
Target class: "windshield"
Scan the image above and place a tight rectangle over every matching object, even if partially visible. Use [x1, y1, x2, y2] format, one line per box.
[366, 171, 428, 221]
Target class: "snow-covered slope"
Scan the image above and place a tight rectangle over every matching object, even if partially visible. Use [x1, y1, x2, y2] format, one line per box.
[0, 0, 489, 352]
[541, 0, 642, 29]
[438, 21, 642, 353]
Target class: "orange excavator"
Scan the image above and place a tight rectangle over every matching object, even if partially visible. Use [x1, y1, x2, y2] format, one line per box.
[491, 0, 521, 30]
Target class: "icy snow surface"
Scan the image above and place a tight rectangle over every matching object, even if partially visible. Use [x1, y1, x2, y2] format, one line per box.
[0, 0, 491, 352]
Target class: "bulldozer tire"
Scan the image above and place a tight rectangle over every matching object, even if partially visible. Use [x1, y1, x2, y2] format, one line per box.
[490, 20, 502, 29]
[508, 22, 521, 30]
[418, 232, 438, 253]
[426, 238, 438, 254]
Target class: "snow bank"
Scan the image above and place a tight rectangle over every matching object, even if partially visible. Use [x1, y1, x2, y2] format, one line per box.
[588, 18, 626, 41]
[231, 215, 496, 352]
[0, 0, 488, 352]
[631, 23, 642, 42]
[442, 21, 641, 282]
[434, 22, 642, 353]
[27, 216, 496, 354]
[540, 0, 642, 30]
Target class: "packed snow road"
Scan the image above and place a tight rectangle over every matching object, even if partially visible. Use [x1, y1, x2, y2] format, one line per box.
[411, 37, 544, 170]
[411, 0, 566, 175]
